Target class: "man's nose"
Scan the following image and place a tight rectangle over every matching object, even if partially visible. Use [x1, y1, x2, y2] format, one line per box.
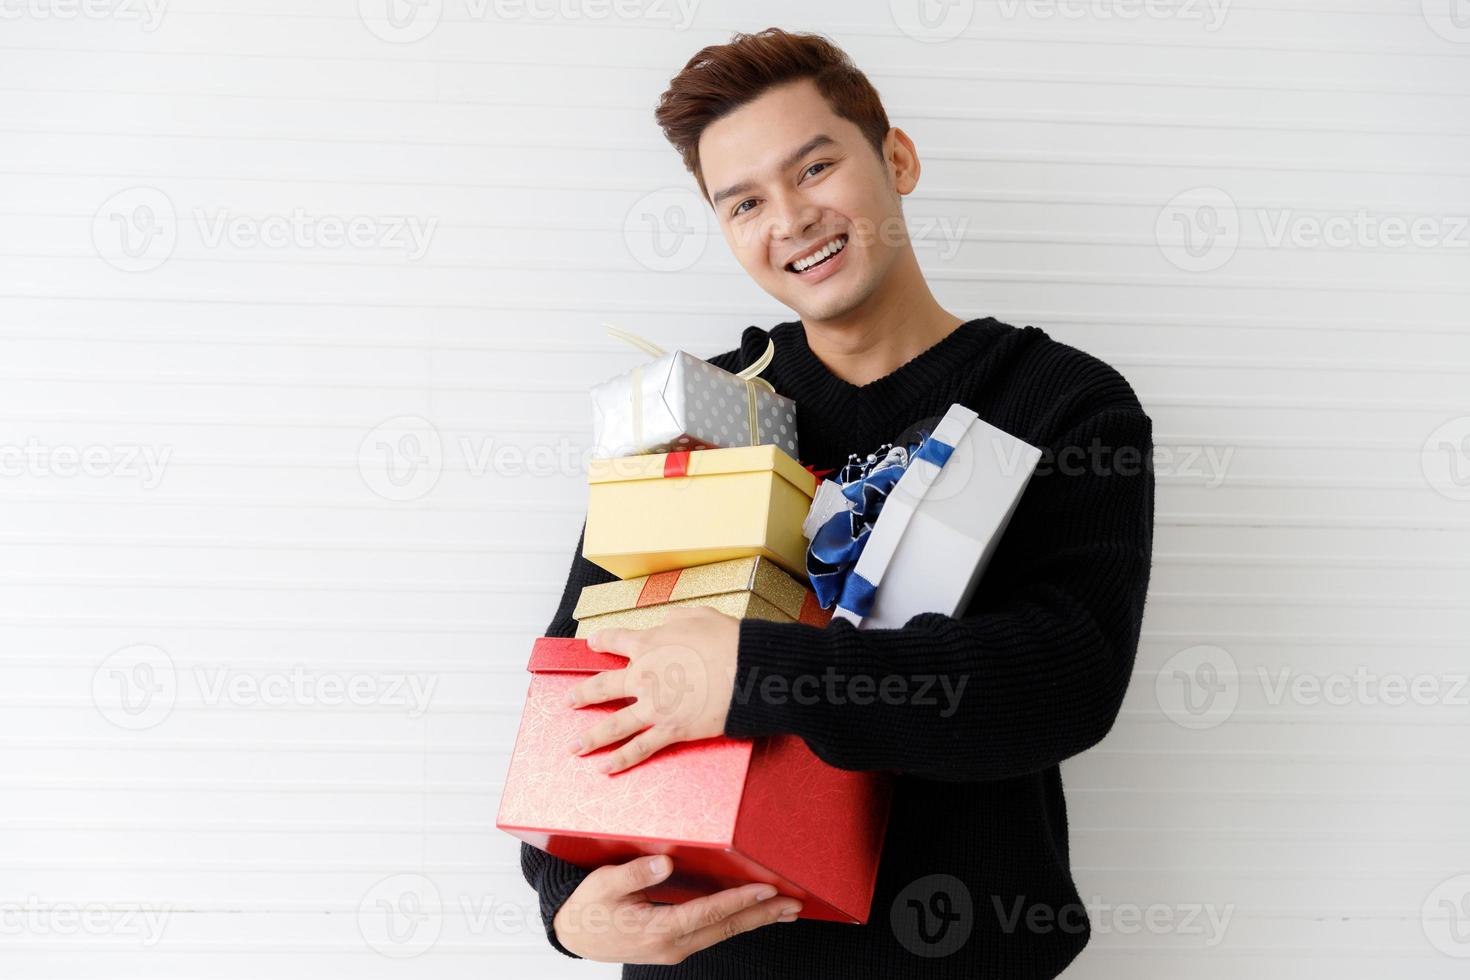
[768, 190, 821, 243]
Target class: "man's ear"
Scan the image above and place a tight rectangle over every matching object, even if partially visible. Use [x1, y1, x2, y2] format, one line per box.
[884, 127, 921, 196]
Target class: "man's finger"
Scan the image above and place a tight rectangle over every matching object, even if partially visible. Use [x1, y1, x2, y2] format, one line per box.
[602, 725, 674, 774]
[660, 882, 780, 938]
[672, 895, 802, 953]
[605, 854, 673, 900]
[587, 627, 648, 657]
[572, 703, 646, 756]
[567, 667, 624, 708]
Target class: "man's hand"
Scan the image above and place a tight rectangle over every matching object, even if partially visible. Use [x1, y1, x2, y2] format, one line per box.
[553, 854, 801, 964]
[568, 606, 740, 774]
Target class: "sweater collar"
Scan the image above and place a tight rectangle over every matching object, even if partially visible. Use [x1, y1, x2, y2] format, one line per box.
[773, 316, 1002, 407]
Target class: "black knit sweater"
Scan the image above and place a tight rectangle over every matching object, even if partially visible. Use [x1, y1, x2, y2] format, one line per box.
[521, 317, 1155, 979]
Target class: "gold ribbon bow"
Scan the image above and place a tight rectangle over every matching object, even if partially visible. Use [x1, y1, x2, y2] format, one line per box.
[603, 323, 776, 451]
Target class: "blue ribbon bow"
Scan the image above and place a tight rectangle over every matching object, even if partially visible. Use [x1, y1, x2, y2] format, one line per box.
[806, 431, 944, 615]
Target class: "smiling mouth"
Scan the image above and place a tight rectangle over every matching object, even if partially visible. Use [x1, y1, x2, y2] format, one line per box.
[785, 234, 849, 273]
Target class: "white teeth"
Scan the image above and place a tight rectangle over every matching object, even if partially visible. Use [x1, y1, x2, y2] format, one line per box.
[791, 235, 847, 272]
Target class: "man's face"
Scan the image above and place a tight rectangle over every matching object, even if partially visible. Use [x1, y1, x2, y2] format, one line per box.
[698, 78, 908, 323]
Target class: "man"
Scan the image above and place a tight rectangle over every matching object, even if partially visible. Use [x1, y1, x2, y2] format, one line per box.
[521, 27, 1154, 979]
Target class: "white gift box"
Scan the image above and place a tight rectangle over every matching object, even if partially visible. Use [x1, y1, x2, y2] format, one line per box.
[590, 327, 799, 459]
[827, 403, 1042, 630]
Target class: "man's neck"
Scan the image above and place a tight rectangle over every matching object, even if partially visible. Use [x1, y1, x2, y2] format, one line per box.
[799, 254, 965, 388]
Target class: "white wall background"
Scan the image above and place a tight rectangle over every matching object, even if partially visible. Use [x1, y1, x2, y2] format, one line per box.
[2, 1, 1468, 976]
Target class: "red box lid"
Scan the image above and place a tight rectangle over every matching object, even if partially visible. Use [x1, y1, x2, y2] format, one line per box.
[526, 636, 637, 674]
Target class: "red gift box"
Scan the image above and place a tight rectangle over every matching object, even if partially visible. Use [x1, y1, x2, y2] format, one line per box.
[497, 637, 893, 924]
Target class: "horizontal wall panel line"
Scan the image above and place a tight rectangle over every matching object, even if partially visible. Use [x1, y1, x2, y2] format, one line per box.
[0, 820, 1462, 843]
[3, 579, 1466, 606]
[4, 69, 1469, 100]
[10, 236, 1470, 268]
[8, 259, 1470, 295]
[4, 58, 1470, 96]
[1138, 631, 1469, 646]
[0, 415, 1450, 455]
[0, 506, 1460, 531]
[8, 98, 1470, 137]
[1, 297, 1465, 339]
[4, 632, 1464, 650]
[5, 700, 1467, 724]
[3, 309, 1465, 339]
[5, 370, 1470, 406]
[2, 538, 1464, 570]
[1113, 710, 1468, 725]
[1, 736, 1459, 767]
[0, 511, 1452, 531]
[3, 782, 1468, 800]
[5, 168, 1468, 212]
[7, 19, 1470, 58]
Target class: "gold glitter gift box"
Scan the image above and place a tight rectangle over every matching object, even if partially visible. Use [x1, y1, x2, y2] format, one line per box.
[582, 444, 817, 580]
[572, 556, 831, 637]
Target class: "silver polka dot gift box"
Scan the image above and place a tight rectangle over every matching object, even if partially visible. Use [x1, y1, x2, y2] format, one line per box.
[591, 326, 799, 459]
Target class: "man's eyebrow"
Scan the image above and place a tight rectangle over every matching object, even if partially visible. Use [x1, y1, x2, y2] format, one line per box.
[710, 134, 838, 207]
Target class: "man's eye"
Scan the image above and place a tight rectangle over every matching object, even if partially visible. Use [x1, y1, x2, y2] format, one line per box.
[733, 199, 757, 217]
[803, 162, 829, 179]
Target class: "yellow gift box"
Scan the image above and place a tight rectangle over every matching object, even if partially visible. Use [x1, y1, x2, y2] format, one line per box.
[583, 445, 816, 580]
[571, 556, 832, 637]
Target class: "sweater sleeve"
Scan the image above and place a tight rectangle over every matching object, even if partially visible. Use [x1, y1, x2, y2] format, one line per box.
[723, 405, 1155, 783]
[518, 520, 618, 958]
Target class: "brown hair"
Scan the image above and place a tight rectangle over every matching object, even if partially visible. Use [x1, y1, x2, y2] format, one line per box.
[654, 28, 892, 203]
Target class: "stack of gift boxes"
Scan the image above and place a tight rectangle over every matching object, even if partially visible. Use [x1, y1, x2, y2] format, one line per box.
[497, 329, 1044, 925]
